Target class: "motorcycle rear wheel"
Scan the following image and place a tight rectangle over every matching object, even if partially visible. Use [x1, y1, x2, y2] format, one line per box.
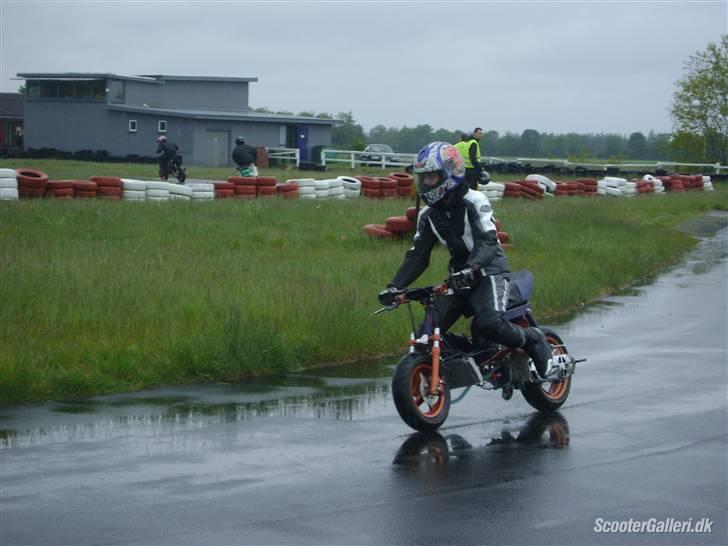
[521, 328, 571, 411]
[392, 354, 450, 431]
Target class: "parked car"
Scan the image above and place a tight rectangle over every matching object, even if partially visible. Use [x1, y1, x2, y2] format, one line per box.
[361, 143, 395, 166]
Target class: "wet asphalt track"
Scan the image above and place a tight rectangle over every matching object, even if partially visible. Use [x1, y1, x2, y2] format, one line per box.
[1, 213, 726, 546]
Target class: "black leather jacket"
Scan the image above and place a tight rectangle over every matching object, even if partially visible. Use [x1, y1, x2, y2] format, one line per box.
[390, 187, 509, 289]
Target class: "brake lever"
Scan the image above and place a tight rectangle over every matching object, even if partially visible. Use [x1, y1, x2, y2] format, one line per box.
[374, 305, 398, 315]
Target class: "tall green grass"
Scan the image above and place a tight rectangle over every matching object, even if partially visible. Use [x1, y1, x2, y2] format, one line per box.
[0, 186, 726, 404]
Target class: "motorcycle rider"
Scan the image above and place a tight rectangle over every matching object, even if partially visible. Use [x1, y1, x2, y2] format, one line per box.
[156, 135, 182, 181]
[232, 136, 258, 176]
[379, 142, 553, 377]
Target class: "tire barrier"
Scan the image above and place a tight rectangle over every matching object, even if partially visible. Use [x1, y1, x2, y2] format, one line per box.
[0, 169, 18, 201]
[0, 168, 716, 205]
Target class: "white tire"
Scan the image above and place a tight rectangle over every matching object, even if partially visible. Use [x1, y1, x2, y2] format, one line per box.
[642, 174, 656, 183]
[147, 196, 171, 202]
[315, 189, 330, 198]
[597, 179, 607, 189]
[328, 178, 343, 189]
[343, 187, 360, 198]
[314, 180, 330, 190]
[606, 187, 623, 197]
[146, 189, 170, 198]
[328, 186, 344, 196]
[525, 174, 555, 192]
[187, 183, 214, 192]
[702, 176, 711, 184]
[191, 191, 215, 200]
[169, 184, 192, 197]
[624, 181, 637, 189]
[0, 168, 17, 178]
[145, 181, 173, 191]
[604, 176, 627, 186]
[170, 194, 191, 200]
[121, 179, 147, 191]
[481, 181, 506, 191]
[597, 188, 607, 196]
[0, 177, 18, 189]
[300, 193, 317, 200]
[337, 176, 361, 189]
[298, 186, 315, 195]
[0, 187, 19, 199]
[123, 190, 146, 200]
[622, 187, 637, 195]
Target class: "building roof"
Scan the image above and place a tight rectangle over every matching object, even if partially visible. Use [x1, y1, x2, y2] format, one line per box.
[0, 93, 23, 119]
[16, 73, 258, 84]
[106, 104, 341, 126]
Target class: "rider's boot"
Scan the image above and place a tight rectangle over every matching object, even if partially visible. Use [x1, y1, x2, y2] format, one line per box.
[522, 327, 553, 377]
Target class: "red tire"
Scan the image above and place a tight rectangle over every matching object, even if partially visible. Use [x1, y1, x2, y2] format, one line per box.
[360, 178, 381, 190]
[256, 177, 277, 187]
[276, 182, 298, 192]
[396, 187, 413, 197]
[213, 181, 236, 190]
[18, 186, 45, 198]
[99, 195, 122, 200]
[47, 188, 74, 198]
[16, 168, 49, 187]
[235, 193, 257, 199]
[90, 176, 122, 187]
[385, 216, 415, 233]
[215, 189, 235, 198]
[362, 188, 383, 198]
[405, 207, 418, 222]
[75, 191, 97, 199]
[363, 224, 396, 240]
[234, 185, 257, 195]
[495, 218, 502, 231]
[258, 186, 277, 196]
[497, 231, 510, 244]
[47, 180, 74, 190]
[389, 172, 414, 186]
[281, 190, 298, 199]
[73, 181, 97, 191]
[228, 176, 257, 186]
[98, 186, 122, 197]
[378, 177, 397, 190]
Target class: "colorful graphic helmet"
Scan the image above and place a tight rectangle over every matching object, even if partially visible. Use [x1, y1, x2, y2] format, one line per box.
[413, 142, 466, 206]
[156, 135, 167, 143]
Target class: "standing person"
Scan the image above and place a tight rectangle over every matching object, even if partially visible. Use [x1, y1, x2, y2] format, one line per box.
[155, 135, 181, 181]
[463, 127, 483, 190]
[232, 137, 258, 176]
[14, 126, 23, 150]
[453, 133, 469, 161]
[378, 141, 553, 377]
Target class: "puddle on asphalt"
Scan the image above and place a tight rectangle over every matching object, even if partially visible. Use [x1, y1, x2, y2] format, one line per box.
[0, 358, 396, 449]
[1, 213, 725, 451]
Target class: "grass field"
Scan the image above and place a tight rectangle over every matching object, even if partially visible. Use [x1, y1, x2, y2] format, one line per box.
[1, 159, 726, 405]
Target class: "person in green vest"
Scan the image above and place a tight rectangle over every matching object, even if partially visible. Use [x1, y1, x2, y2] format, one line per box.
[462, 127, 483, 190]
[454, 133, 469, 161]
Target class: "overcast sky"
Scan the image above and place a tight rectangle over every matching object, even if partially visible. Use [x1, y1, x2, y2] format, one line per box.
[1, 1, 725, 136]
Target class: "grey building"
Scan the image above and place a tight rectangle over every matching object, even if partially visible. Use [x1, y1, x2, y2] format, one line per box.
[16, 73, 339, 166]
[0, 93, 23, 151]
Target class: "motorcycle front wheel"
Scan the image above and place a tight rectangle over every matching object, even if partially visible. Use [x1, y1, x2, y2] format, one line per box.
[176, 168, 187, 184]
[392, 354, 450, 431]
[521, 328, 572, 411]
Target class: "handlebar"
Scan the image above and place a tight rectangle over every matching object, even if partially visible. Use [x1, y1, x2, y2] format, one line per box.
[375, 283, 450, 314]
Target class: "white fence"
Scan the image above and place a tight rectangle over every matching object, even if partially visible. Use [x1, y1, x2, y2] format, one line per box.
[321, 149, 416, 169]
[319, 148, 726, 174]
[267, 147, 300, 167]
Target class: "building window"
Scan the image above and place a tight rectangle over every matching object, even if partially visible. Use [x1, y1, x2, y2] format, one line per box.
[158, 120, 167, 133]
[128, 120, 137, 133]
[109, 80, 125, 103]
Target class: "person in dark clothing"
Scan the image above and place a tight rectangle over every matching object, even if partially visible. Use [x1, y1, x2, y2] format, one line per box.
[156, 135, 181, 180]
[463, 127, 483, 190]
[232, 137, 258, 176]
[379, 141, 553, 377]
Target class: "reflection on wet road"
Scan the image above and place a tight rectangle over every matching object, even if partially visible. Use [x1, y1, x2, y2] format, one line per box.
[1, 213, 726, 546]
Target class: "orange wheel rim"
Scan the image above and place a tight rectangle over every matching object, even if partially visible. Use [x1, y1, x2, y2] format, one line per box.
[411, 363, 445, 417]
[541, 335, 570, 400]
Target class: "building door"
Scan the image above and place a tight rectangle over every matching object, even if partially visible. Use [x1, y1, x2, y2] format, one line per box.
[296, 127, 309, 162]
[207, 131, 229, 167]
